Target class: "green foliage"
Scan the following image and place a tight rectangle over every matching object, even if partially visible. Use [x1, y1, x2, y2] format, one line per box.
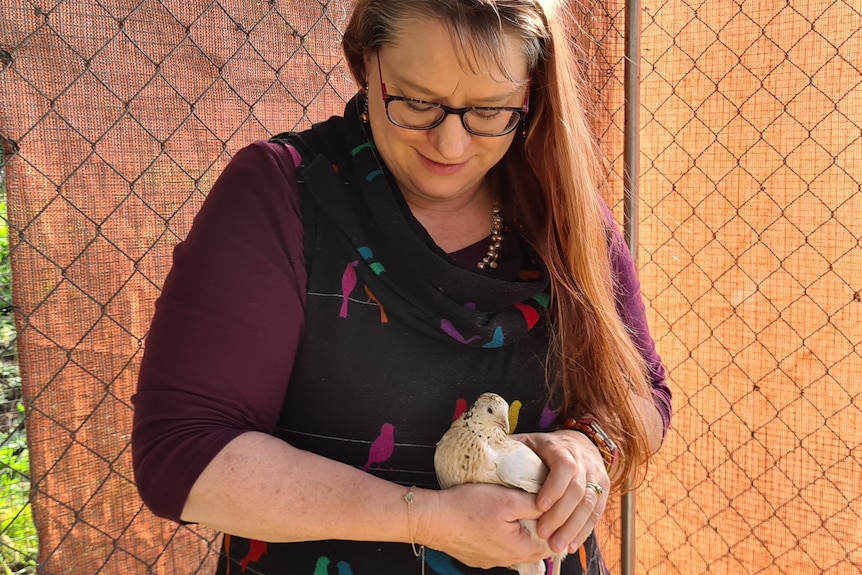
[0, 423, 36, 575]
[0, 169, 37, 574]
[0, 196, 11, 325]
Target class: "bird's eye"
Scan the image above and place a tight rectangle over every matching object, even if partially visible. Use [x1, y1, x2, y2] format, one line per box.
[487, 407, 493, 414]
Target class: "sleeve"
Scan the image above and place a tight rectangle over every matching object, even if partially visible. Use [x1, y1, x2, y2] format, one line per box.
[602, 203, 673, 438]
[131, 141, 306, 522]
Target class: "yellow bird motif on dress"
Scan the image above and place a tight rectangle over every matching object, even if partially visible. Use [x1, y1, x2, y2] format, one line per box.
[508, 399, 523, 432]
[434, 393, 565, 575]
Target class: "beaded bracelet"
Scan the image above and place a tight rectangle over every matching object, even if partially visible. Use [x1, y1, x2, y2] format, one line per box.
[559, 417, 618, 473]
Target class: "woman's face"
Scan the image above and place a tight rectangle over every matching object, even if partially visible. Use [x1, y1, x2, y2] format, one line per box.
[363, 17, 530, 208]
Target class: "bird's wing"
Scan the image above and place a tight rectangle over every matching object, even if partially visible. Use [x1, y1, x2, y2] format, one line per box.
[435, 425, 498, 488]
[492, 440, 548, 494]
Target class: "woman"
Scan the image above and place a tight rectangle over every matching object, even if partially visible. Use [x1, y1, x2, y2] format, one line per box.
[132, 1, 671, 573]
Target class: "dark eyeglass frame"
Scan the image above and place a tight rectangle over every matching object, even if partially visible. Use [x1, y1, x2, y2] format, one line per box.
[375, 53, 530, 137]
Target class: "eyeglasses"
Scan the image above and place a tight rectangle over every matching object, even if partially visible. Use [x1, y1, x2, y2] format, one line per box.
[376, 53, 529, 137]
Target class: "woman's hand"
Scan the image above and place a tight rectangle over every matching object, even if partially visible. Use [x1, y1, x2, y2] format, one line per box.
[415, 483, 550, 570]
[517, 430, 610, 553]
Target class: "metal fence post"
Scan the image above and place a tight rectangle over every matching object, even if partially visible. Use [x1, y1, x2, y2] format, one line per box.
[622, 0, 641, 572]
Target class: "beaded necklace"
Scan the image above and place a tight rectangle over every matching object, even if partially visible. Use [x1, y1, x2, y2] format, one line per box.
[477, 203, 504, 269]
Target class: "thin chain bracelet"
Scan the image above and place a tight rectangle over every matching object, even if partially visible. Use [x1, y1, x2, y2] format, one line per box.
[403, 486, 426, 575]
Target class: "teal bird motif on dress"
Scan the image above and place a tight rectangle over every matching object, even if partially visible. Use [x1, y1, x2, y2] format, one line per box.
[312, 556, 330, 575]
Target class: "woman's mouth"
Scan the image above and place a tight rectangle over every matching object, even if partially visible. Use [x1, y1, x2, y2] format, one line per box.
[418, 153, 467, 176]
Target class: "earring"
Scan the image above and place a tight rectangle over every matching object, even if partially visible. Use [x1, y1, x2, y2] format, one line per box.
[361, 84, 369, 123]
[521, 116, 527, 138]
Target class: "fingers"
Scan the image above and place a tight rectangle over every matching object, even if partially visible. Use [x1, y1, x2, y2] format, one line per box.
[521, 430, 610, 554]
[430, 484, 552, 570]
[564, 478, 609, 553]
[537, 474, 609, 553]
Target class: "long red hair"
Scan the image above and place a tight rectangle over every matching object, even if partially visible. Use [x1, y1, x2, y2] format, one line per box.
[343, 0, 653, 487]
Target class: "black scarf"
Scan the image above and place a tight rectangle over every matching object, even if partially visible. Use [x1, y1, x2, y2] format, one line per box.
[294, 94, 551, 349]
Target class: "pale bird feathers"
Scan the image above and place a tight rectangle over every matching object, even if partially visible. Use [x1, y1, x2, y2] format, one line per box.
[434, 393, 564, 575]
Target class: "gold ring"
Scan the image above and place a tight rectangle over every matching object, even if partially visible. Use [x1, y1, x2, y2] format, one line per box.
[585, 482, 604, 497]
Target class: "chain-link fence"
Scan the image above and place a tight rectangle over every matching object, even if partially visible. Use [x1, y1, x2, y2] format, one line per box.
[1, 1, 357, 572]
[1, 0, 860, 573]
[632, 1, 861, 573]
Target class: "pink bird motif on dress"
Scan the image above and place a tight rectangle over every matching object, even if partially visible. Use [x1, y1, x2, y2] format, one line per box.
[340, 261, 359, 318]
[362, 423, 396, 471]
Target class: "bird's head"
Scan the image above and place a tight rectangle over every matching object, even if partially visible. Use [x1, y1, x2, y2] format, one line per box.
[469, 392, 511, 434]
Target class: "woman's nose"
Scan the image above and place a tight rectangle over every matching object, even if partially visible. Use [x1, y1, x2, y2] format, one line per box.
[427, 113, 471, 160]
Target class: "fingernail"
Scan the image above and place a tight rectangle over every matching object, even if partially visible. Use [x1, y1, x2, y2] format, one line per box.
[538, 497, 552, 511]
[550, 536, 566, 553]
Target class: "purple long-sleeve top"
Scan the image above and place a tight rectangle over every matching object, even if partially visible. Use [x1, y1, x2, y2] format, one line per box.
[131, 140, 672, 522]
